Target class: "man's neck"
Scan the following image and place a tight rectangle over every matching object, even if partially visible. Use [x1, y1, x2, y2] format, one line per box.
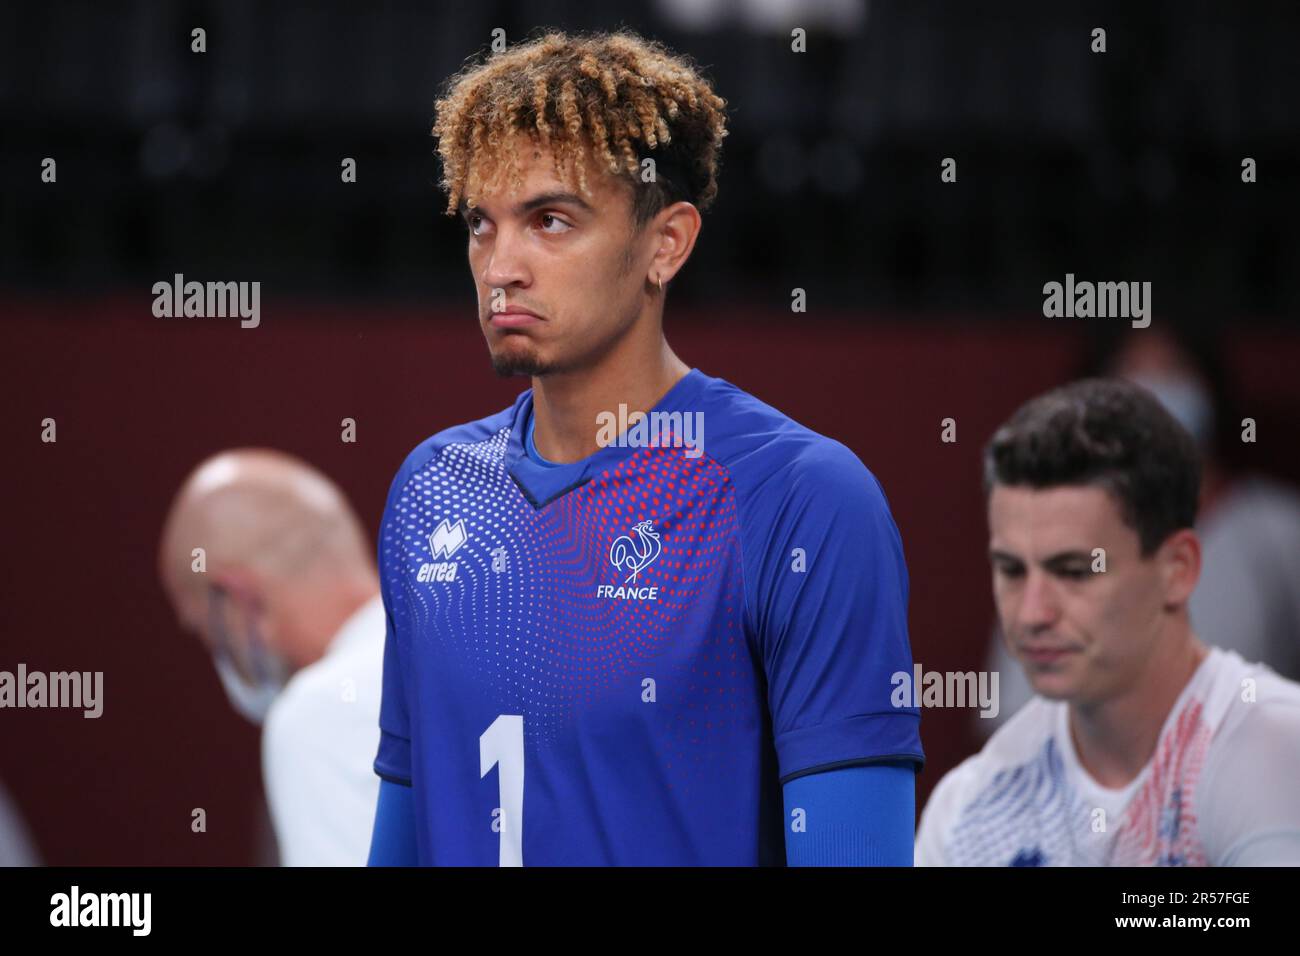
[531, 335, 690, 464]
[294, 575, 380, 670]
[1068, 626, 1208, 789]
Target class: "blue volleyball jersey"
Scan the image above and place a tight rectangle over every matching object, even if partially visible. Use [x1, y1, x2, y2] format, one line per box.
[373, 368, 924, 865]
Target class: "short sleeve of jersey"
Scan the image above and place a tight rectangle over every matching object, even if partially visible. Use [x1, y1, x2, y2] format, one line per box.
[373, 465, 415, 786]
[739, 439, 924, 782]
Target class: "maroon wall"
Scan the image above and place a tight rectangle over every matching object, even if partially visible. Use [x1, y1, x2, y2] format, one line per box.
[3, 297, 1297, 864]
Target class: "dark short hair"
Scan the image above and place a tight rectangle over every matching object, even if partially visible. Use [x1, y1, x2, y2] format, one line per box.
[982, 378, 1201, 555]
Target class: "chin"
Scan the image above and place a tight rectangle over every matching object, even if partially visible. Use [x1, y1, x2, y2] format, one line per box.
[1028, 677, 1076, 701]
[488, 344, 552, 378]
[1022, 663, 1082, 702]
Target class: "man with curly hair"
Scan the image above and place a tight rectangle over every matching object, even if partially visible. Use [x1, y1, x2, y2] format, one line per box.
[367, 29, 923, 866]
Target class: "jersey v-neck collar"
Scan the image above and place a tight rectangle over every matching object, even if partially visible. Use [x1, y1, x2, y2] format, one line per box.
[506, 368, 709, 510]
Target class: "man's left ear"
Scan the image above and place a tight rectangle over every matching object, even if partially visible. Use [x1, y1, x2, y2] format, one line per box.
[1158, 528, 1201, 609]
[651, 201, 702, 281]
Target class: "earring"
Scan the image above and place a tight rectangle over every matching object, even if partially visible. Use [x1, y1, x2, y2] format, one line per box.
[656, 275, 663, 292]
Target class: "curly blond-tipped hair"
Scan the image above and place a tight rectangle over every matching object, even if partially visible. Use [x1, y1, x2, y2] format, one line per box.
[433, 29, 729, 229]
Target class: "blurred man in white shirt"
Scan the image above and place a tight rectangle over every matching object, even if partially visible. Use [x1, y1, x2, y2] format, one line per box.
[983, 326, 1300, 734]
[159, 449, 383, 865]
[918, 379, 1300, 866]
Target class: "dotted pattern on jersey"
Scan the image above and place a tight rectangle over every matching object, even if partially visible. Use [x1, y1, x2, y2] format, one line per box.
[575, 444, 751, 800]
[382, 426, 752, 794]
[947, 737, 1086, 866]
[1109, 699, 1211, 866]
[946, 700, 1213, 866]
[386, 427, 541, 718]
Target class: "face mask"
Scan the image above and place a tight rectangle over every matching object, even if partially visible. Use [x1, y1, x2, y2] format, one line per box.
[209, 590, 290, 725]
[1127, 373, 1214, 448]
[213, 652, 284, 724]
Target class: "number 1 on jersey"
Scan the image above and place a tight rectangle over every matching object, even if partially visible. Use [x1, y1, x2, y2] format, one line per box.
[480, 714, 524, 867]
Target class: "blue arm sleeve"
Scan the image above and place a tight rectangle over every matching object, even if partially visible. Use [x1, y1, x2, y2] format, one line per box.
[367, 779, 419, 866]
[782, 762, 916, 866]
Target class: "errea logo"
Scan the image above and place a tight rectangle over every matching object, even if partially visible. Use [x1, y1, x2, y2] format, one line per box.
[418, 519, 467, 582]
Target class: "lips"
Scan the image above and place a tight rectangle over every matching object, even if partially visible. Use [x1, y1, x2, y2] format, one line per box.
[1020, 646, 1076, 666]
[489, 308, 544, 329]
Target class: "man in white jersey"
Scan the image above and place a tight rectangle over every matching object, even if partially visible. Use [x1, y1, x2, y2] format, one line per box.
[916, 378, 1300, 866]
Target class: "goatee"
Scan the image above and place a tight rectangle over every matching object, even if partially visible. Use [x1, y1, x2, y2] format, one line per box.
[491, 351, 555, 378]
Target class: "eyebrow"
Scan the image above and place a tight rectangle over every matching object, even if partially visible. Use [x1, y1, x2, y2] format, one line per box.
[988, 549, 1094, 565]
[459, 191, 596, 220]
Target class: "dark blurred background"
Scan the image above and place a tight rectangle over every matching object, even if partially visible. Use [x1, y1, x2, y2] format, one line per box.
[1, 0, 1297, 864]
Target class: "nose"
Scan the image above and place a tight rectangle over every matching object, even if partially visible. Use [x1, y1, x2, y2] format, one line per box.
[1015, 567, 1060, 635]
[481, 223, 531, 293]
